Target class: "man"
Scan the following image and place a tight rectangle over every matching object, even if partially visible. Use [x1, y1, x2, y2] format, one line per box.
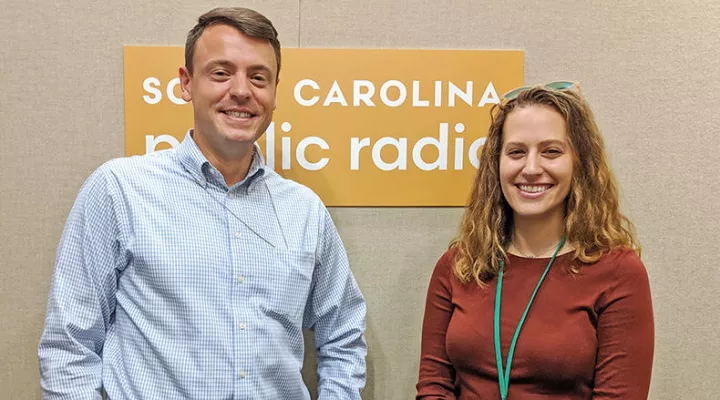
[39, 7, 367, 399]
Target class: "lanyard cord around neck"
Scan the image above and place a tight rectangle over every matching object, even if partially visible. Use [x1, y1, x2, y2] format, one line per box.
[493, 236, 566, 400]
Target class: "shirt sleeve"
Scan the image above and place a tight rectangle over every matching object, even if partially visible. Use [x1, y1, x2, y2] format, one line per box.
[416, 250, 458, 399]
[38, 165, 128, 399]
[303, 205, 367, 400]
[593, 250, 654, 399]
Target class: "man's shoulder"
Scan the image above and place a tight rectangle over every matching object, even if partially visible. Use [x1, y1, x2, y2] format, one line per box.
[93, 149, 183, 188]
[101, 148, 178, 175]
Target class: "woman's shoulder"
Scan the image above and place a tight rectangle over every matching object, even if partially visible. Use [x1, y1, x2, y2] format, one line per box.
[585, 248, 652, 314]
[584, 247, 648, 285]
[429, 247, 457, 277]
[437, 246, 458, 266]
[428, 246, 462, 283]
[597, 247, 644, 268]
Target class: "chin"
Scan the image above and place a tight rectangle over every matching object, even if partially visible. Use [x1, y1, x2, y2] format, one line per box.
[512, 203, 566, 221]
[223, 130, 261, 143]
[514, 210, 549, 219]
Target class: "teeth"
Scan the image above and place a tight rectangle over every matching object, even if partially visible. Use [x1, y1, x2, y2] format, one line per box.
[519, 185, 549, 193]
[226, 111, 252, 118]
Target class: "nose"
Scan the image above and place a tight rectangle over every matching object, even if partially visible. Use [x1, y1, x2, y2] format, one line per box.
[229, 75, 252, 102]
[521, 151, 543, 177]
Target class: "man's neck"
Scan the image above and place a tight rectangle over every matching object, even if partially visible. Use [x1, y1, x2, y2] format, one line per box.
[192, 131, 255, 187]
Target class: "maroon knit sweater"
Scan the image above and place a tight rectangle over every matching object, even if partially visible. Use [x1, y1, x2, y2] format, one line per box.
[417, 248, 654, 399]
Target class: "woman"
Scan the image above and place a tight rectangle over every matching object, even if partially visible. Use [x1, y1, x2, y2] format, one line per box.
[416, 82, 654, 399]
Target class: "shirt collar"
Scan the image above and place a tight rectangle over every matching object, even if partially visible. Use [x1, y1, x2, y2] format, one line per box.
[177, 129, 266, 191]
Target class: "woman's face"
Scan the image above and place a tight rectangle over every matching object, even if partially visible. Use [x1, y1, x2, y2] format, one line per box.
[499, 105, 574, 223]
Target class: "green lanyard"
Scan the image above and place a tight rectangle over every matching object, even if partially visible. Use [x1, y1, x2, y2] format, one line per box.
[493, 236, 566, 400]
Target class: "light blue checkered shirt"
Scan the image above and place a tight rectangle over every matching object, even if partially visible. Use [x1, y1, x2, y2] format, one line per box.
[39, 132, 367, 399]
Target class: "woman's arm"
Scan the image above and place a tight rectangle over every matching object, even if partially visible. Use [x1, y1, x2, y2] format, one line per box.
[417, 251, 459, 399]
[593, 251, 654, 399]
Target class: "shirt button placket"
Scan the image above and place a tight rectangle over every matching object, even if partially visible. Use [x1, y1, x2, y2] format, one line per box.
[229, 218, 248, 390]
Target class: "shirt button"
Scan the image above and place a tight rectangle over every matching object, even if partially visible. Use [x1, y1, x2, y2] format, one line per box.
[239, 322, 246, 330]
[239, 370, 247, 379]
[236, 276, 245, 284]
[233, 231, 241, 238]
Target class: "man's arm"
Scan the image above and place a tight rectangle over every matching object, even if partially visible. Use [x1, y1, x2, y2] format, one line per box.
[39, 166, 126, 399]
[303, 206, 367, 400]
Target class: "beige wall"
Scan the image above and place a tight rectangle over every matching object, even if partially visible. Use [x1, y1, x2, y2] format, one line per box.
[2, 0, 719, 398]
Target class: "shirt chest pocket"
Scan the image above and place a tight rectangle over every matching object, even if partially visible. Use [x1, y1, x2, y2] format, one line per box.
[258, 247, 315, 321]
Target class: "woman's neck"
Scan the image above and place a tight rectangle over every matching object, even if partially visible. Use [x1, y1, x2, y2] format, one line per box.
[510, 211, 566, 257]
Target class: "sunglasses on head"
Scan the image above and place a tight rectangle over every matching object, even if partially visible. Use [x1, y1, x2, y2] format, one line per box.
[502, 81, 579, 100]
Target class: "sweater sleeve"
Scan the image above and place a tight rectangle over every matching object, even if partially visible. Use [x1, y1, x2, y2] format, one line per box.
[593, 250, 654, 399]
[416, 250, 458, 399]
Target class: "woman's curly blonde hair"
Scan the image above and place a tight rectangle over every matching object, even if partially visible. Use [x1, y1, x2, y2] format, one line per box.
[452, 86, 640, 285]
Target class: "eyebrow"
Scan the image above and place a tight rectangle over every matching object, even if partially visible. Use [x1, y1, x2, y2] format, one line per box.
[248, 64, 274, 76]
[203, 60, 274, 76]
[504, 139, 567, 147]
[203, 60, 235, 72]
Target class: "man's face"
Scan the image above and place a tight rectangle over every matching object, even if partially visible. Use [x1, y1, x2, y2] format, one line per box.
[179, 24, 278, 156]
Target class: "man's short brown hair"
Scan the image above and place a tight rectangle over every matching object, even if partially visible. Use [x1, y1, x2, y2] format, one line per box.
[185, 7, 281, 78]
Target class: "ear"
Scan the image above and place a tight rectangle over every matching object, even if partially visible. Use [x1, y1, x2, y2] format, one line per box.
[179, 66, 192, 102]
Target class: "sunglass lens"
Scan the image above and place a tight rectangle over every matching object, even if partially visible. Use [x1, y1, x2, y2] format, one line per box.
[545, 81, 575, 91]
[503, 86, 529, 100]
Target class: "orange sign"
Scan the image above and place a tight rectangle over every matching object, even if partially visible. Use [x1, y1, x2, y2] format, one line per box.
[123, 47, 523, 206]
